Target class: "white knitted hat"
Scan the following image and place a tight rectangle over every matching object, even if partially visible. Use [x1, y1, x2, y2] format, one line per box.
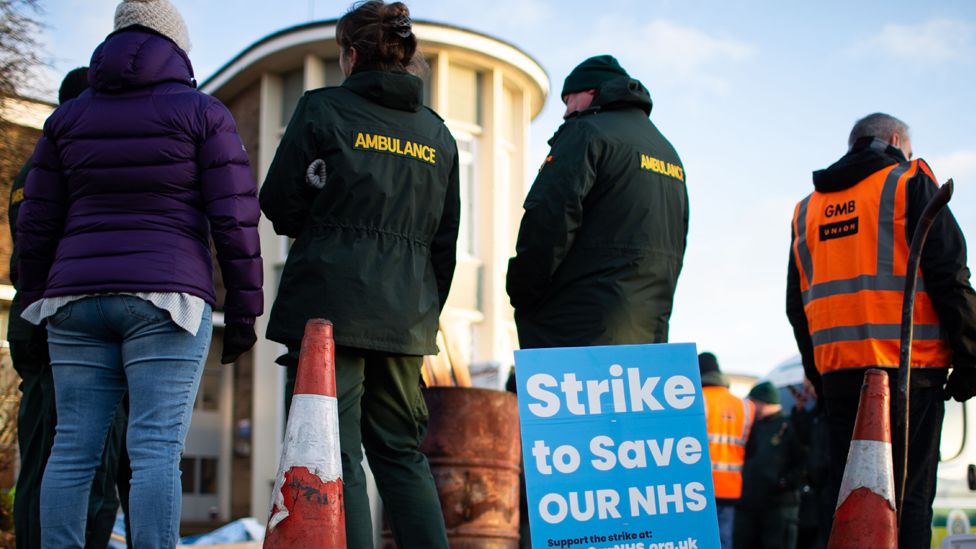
[114, 0, 191, 52]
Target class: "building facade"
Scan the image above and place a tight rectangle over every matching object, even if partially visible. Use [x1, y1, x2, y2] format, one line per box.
[200, 20, 549, 521]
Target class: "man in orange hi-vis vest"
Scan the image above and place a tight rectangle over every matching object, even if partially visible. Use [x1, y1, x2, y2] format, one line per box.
[699, 352, 755, 549]
[787, 113, 976, 547]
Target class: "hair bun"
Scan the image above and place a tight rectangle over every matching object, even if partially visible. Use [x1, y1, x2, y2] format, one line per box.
[337, 1, 419, 74]
[391, 14, 412, 38]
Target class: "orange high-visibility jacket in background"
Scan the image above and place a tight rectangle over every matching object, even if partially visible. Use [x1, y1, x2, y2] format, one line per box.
[703, 385, 756, 500]
[792, 159, 951, 374]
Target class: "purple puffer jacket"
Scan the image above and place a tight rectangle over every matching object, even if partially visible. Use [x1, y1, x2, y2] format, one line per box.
[16, 28, 263, 324]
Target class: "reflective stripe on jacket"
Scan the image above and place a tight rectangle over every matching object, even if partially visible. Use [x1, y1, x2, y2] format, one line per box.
[703, 386, 755, 500]
[791, 159, 951, 374]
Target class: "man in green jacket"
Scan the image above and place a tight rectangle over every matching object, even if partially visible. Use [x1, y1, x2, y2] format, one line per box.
[734, 382, 804, 549]
[507, 55, 688, 349]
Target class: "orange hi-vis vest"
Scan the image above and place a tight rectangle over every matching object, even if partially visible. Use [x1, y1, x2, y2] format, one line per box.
[792, 159, 951, 375]
[703, 386, 755, 500]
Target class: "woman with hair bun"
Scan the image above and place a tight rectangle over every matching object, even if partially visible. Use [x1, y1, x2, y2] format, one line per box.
[260, 1, 458, 547]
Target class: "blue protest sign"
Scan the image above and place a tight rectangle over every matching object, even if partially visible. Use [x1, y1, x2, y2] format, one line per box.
[514, 343, 719, 549]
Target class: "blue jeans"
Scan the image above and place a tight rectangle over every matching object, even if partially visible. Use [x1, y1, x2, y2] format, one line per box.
[717, 504, 735, 549]
[40, 296, 212, 549]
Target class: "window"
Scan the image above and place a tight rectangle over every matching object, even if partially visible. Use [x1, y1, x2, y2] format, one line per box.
[419, 56, 433, 107]
[194, 338, 223, 411]
[180, 457, 196, 493]
[199, 458, 219, 495]
[941, 400, 966, 461]
[198, 367, 221, 412]
[181, 457, 219, 495]
[281, 69, 305, 127]
[455, 135, 479, 258]
[447, 64, 482, 126]
[501, 85, 519, 144]
[325, 61, 344, 87]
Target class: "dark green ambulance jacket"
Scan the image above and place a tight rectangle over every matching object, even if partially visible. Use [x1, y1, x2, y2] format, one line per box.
[260, 70, 460, 356]
[507, 76, 688, 348]
[8, 160, 34, 342]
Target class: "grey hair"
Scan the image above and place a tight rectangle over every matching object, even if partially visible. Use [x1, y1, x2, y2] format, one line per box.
[848, 113, 910, 150]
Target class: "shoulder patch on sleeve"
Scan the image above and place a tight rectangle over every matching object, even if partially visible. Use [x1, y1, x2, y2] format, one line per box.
[537, 153, 554, 173]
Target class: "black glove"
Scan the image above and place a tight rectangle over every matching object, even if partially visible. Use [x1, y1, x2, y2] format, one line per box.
[945, 368, 976, 402]
[221, 323, 257, 364]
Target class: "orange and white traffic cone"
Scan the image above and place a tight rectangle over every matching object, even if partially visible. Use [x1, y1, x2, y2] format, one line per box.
[263, 319, 346, 548]
[827, 369, 897, 549]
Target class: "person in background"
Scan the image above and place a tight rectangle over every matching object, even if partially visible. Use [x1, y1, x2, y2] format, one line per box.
[16, 0, 262, 546]
[698, 352, 755, 549]
[260, 2, 458, 547]
[786, 113, 976, 546]
[789, 380, 829, 549]
[8, 67, 130, 549]
[734, 381, 804, 549]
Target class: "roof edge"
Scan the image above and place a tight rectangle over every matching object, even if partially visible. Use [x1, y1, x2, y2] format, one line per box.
[200, 18, 548, 97]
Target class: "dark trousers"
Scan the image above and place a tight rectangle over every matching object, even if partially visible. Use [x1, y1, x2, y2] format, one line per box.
[733, 504, 799, 549]
[823, 384, 943, 549]
[12, 340, 127, 549]
[796, 488, 828, 549]
[284, 347, 448, 549]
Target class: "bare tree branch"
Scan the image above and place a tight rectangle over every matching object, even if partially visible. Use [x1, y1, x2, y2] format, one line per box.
[0, 0, 42, 100]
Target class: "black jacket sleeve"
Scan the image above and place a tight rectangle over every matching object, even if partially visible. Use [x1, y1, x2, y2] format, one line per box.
[907, 161, 976, 368]
[7, 160, 35, 343]
[506, 125, 600, 310]
[8, 160, 31, 288]
[786, 224, 822, 397]
[259, 95, 318, 238]
[431, 148, 460, 310]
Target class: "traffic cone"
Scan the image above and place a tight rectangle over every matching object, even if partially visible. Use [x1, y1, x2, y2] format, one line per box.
[264, 319, 346, 548]
[827, 369, 897, 548]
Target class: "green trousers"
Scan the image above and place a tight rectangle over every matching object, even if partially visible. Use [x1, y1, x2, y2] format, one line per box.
[11, 340, 126, 549]
[732, 503, 799, 549]
[284, 347, 449, 549]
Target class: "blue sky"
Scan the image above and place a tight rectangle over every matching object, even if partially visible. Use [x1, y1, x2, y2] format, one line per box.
[36, 0, 976, 377]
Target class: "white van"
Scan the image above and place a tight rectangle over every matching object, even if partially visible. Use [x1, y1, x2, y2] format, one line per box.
[762, 357, 976, 548]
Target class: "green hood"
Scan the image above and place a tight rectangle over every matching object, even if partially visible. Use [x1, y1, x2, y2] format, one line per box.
[342, 70, 424, 112]
[585, 75, 653, 117]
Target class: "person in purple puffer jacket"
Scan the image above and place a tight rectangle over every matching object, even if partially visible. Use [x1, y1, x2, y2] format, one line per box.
[15, 1, 263, 547]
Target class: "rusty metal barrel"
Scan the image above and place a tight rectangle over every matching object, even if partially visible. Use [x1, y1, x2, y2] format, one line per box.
[382, 386, 522, 548]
